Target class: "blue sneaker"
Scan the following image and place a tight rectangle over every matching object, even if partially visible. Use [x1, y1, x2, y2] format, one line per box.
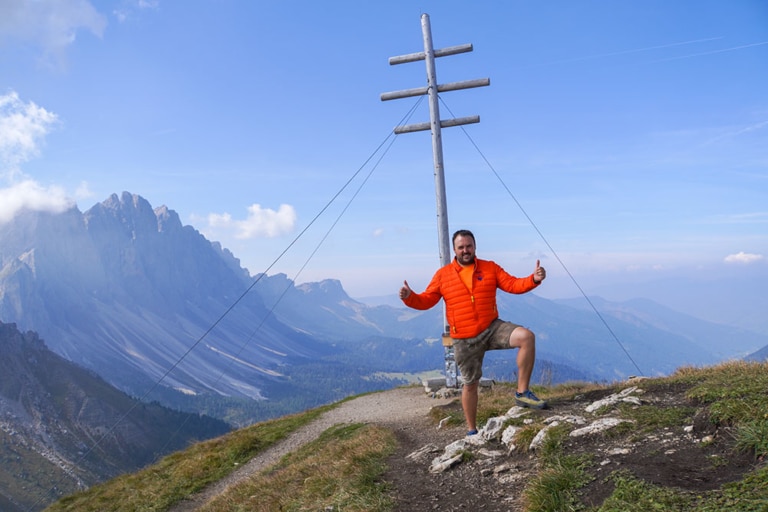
[466, 429, 479, 436]
[515, 390, 547, 409]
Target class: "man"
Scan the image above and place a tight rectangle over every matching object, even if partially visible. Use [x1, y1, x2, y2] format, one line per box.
[399, 229, 547, 435]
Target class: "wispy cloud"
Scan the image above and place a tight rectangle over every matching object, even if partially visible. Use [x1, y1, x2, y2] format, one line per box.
[0, 91, 78, 223]
[113, 0, 159, 24]
[0, 0, 107, 68]
[724, 252, 765, 264]
[206, 204, 297, 240]
[0, 180, 74, 223]
[702, 120, 768, 147]
[710, 212, 768, 225]
[0, 91, 59, 180]
[651, 41, 768, 64]
[516, 37, 724, 70]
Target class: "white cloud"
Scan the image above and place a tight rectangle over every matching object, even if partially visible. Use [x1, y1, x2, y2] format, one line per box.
[0, 180, 75, 224]
[74, 181, 94, 201]
[0, 92, 79, 224]
[113, 0, 159, 24]
[207, 204, 297, 240]
[0, 0, 107, 67]
[724, 252, 765, 264]
[0, 91, 59, 180]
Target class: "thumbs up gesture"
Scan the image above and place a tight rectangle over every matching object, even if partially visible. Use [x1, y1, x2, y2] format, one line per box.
[399, 280, 413, 300]
[533, 260, 546, 284]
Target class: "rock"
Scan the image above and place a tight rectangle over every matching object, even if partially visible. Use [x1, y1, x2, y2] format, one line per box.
[429, 453, 463, 473]
[544, 414, 587, 425]
[474, 406, 530, 442]
[407, 444, 441, 462]
[478, 448, 504, 459]
[481, 416, 507, 440]
[585, 387, 644, 413]
[570, 417, 635, 437]
[504, 406, 530, 419]
[530, 421, 560, 450]
[493, 463, 516, 475]
[501, 425, 520, 450]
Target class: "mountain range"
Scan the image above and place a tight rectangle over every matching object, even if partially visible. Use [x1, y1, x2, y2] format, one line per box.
[1, 192, 766, 426]
[0, 320, 229, 511]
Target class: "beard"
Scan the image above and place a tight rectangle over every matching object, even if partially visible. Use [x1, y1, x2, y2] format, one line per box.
[457, 253, 475, 265]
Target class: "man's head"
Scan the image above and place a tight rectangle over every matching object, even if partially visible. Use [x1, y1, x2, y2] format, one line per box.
[452, 229, 476, 266]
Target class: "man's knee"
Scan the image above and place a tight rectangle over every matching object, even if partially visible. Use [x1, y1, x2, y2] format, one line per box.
[509, 326, 535, 348]
[463, 381, 479, 392]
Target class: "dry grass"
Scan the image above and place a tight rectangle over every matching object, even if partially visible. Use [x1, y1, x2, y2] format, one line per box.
[45, 404, 335, 512]
[199, 423, 396, 512]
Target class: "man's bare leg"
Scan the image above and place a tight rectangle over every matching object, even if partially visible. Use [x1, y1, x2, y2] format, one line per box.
[509, 326, 536, 393]
[462, 381, 479, 431]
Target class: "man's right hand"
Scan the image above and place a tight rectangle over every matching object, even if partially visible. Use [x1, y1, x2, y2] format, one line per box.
[399, 280, 412, 300]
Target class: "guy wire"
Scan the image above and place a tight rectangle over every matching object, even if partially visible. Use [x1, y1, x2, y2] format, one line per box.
[439, 96, 644, 377]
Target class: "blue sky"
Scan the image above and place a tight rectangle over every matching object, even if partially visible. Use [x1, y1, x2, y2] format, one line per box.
[1, 1, 766, 316]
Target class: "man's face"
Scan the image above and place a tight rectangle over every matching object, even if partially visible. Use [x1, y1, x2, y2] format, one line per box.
[453, 235, 476, 266]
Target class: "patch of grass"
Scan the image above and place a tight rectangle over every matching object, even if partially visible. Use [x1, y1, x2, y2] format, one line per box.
[476, 384, 521, 419]
[503, 416, 529, 428]
[597, 470, 693, 511]
[591, 404, 617, 416]
[669, 361, 768, 461]
[708, 454, 729, 468]
[695, 464, 768, 511]
[520, 419, 595, 512]
[617, 402, 697, 432]
[547, 381, 608, 399]
[523, 454, 593, 512]
[199, 423, 397, 512]
[514, 424, 542, 453]
[45, 404, 336, 512]
[598, 465, 768, 512]
[734, 418, 768, 460]
[671, 361, 768, 426]
[428, 401, 464, 428]
[539, 423, 572, 461]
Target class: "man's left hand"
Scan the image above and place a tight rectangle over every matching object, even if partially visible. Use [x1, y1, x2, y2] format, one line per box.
[533, 259, 546, 284]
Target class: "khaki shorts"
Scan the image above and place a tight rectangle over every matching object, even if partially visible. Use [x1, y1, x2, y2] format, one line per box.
[453, 319, 521, 385]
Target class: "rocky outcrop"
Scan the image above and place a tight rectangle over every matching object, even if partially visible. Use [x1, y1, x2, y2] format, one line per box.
[421, 385, 705, 478]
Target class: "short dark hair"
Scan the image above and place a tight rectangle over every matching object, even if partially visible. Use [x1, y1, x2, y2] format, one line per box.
[452, 229, 475, 245]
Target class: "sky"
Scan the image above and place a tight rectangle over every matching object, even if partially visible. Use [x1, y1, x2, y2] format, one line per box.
[1, 1, 767, 321]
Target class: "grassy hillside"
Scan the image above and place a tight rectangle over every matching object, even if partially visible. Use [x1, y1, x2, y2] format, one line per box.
[45, 361, 768, 511]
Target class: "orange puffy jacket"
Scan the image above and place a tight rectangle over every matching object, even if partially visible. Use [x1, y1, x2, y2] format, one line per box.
[403, 258, 539, 339]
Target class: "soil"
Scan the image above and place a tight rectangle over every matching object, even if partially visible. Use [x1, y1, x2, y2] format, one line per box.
[171, 383, 762, 512]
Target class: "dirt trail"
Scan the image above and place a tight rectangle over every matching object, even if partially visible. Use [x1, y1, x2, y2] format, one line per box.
[168, 386, 455, 511]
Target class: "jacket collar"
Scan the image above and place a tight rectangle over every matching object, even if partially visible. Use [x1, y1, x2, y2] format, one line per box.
[451, 256, 478, 272]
